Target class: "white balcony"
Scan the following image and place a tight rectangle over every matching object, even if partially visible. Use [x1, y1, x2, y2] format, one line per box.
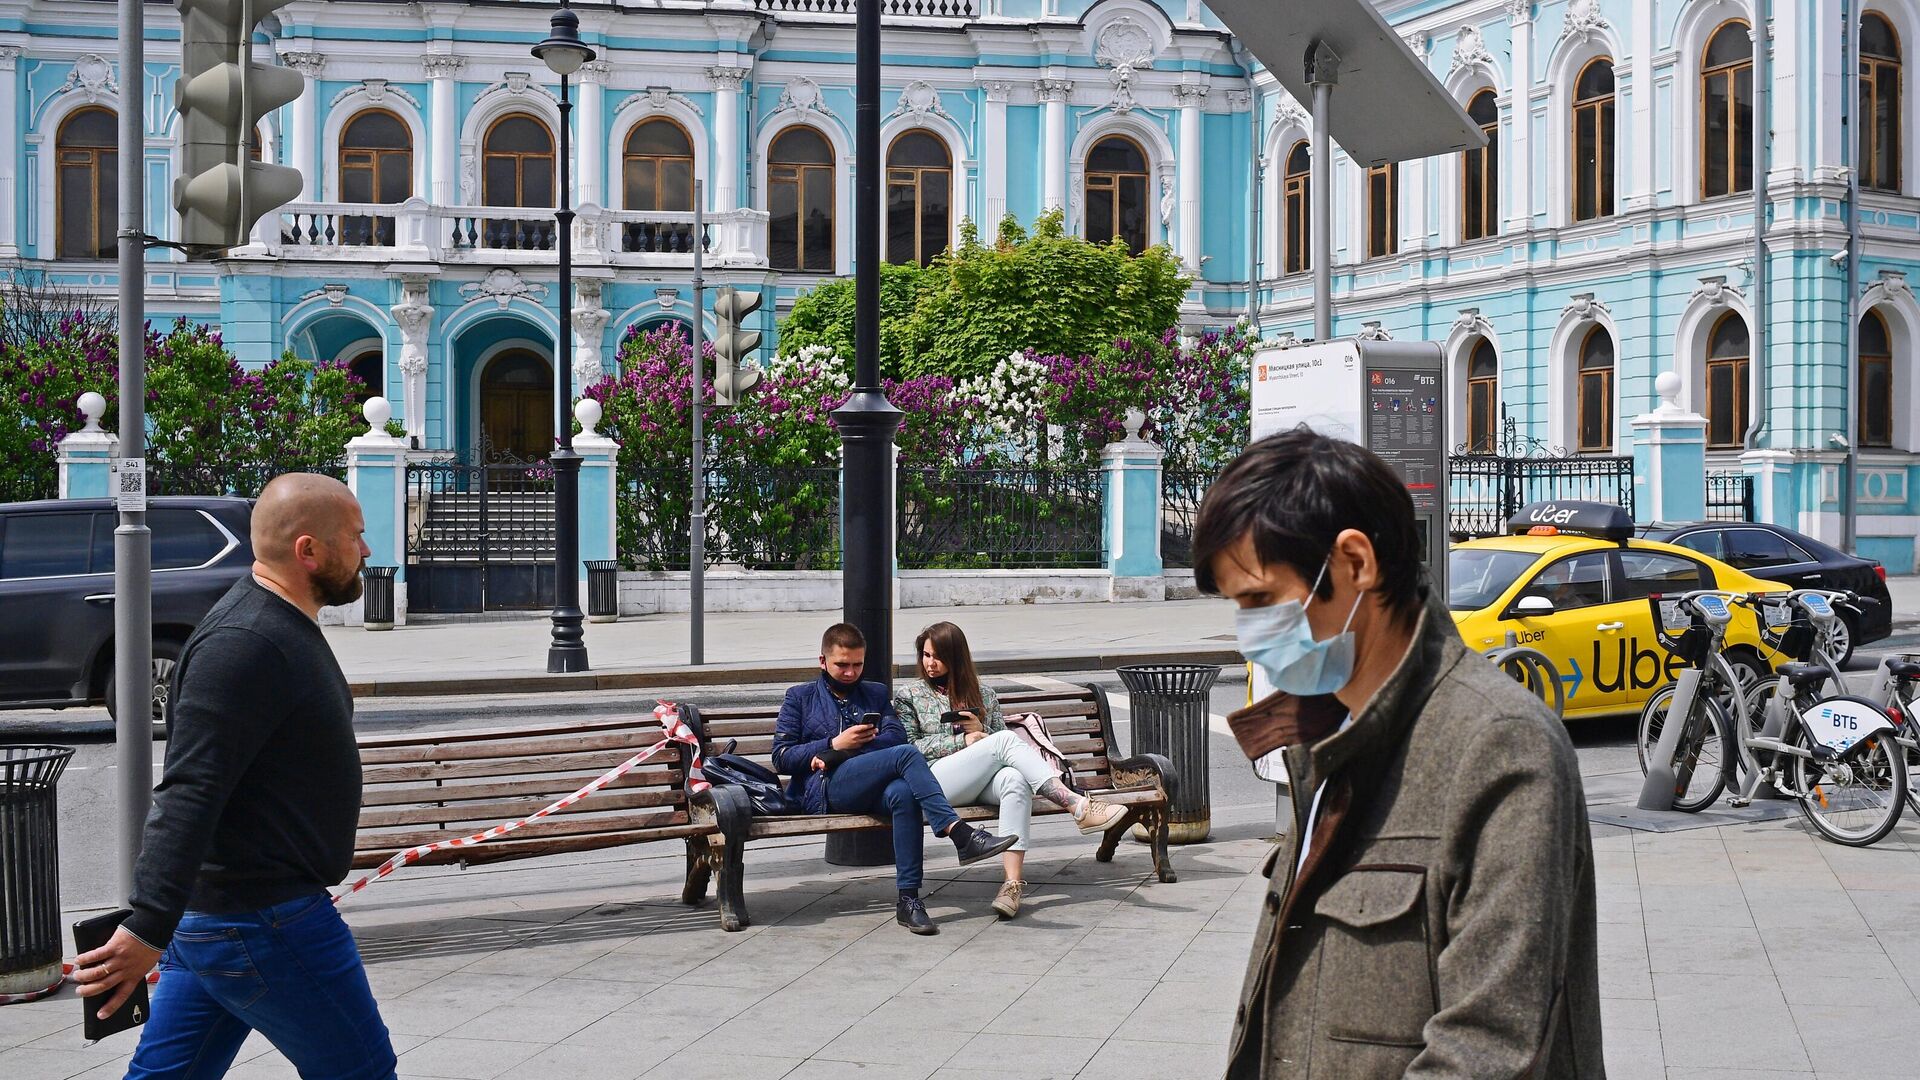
[265, 198, 770, 269]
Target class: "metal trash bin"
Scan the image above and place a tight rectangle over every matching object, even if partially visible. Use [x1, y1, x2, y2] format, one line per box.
[1, 745, 75, 999]
[586, 560, 621, 624]
[1117, 664, 1219, 844]
[361, 566, 397, 631]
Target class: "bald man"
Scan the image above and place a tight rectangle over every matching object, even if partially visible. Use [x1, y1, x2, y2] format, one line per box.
[75, 473, 396, 1079]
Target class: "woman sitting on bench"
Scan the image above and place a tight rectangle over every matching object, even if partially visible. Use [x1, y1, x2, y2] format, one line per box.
[893, 621, 1126, 919]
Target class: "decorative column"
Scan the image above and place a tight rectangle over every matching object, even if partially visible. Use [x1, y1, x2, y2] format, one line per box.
[980, 81, 1014, 227]
[423, 54, 465, 206]
[708, 65, 750, 210]
[576, 60, 610, 208]
[1102, 409, 1165, 601]
[1174, 81, 1207, 271]
[0, 46, 20, 255]
[1038, 77, 1072, 212]
[1627, 0, 1655, 209]
[1630, 372, 1709, 522]
[390, 277, 434, 444]
[57, 392, 116, 499]
[572, 278, 610, 387]
[345, 397, 411, 627]
[1502, 3, 1533, 231]
[572, 398, 619, 576]
[280, 51, 327, 201]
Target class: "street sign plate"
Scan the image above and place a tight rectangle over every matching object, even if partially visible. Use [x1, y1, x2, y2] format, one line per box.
[112, 457, 147, 512]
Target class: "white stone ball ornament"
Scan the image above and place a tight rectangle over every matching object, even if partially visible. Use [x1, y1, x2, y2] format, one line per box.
[77, 391, 107, 432]
[363, 395, 393, 431]
[575, 397, 603, 437]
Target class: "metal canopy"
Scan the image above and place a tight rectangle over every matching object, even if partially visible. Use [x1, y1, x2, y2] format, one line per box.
[1208, 0, 1484, 166]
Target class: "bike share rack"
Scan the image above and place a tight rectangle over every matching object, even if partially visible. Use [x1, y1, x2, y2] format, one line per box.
[1483, 631, 1567, 719]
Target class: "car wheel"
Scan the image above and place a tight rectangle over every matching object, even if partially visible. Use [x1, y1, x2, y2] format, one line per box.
[1829, 612, 1857, 669]
[105, 639, 182, 733]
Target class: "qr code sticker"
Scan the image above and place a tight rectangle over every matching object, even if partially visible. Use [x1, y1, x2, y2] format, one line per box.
[120, 470, 141, 494]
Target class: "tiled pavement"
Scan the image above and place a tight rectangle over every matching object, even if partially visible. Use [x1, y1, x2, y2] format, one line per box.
[10, 795, 1920, 1078]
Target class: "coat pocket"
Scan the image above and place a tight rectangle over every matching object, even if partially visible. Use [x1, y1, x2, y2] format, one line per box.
[1312, 865, 1434, 1050]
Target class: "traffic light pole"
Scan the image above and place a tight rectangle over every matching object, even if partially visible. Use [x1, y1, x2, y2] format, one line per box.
[689, 181, 706, 666]
[832, 0, 903, 687]
[547, 71, 588, 673]
[114, 0, 153, 903]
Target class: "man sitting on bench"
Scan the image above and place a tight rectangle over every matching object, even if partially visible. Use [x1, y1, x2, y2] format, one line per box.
[773, 622, 1018, 935]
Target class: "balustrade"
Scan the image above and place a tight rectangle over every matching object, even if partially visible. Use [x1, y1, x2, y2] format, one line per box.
[269, 200, 769, 267]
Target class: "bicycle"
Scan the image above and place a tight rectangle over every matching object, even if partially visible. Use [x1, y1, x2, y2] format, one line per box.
[1641, 590, 1906, 845]
[1736, 589, 1864, 738]
[1633, 591, 1768, 811]
[1484, 631, 1566, 719]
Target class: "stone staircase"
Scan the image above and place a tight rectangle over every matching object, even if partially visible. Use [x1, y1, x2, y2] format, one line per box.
[409, 490, 556, 563]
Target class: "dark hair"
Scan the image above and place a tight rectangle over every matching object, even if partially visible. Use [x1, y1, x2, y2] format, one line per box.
[915, 622, 983, 715]
[1192, 427, 1423, 621]
[821, 622, 866, 653]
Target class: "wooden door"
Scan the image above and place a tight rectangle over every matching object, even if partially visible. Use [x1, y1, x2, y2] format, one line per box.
[478, 350, 553, 460]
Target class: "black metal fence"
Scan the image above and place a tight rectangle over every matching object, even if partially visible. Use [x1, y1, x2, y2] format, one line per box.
[404, 445, 557, 612]
[1705, 471, 1755, 522]
[1160, 467, 1216, 569]
[1448, 453, 1636, 538]
[617, 464, 1102, 571]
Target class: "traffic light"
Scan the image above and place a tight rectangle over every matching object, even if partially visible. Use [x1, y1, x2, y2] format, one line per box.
[712, 286, 764, 406]
[173, 0, 306, 255]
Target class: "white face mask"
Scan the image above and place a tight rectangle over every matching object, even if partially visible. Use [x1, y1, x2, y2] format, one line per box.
[1234, 557, 1362, 697]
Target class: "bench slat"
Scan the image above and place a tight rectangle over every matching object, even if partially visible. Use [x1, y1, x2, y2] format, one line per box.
[356, 715, 667, 749]
[358, 808, 691, 850]
[362, 752, 684, 786]
[351, 823, 707, 868]
[358, 770, 682, 807]
[357, 728, 668, 766]
[357, 787, 683, 829]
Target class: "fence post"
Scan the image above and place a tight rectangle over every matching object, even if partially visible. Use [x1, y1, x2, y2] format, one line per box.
[1102, 409, 1165, 601]
[1628, 372, 1708, 523]
[344, 397, 410, 627]
[56, 392, 117, 498]
[572, 398, 620, 597]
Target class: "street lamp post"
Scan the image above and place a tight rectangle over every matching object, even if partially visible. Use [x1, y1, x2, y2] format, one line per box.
[535, 2, 595, 673]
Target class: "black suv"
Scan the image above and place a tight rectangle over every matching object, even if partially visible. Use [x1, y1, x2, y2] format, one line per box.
[0, 497, 253, 718]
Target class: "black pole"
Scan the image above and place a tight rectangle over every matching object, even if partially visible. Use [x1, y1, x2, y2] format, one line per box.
[832, 0, 902, 687]
[548, 71, 588, 672]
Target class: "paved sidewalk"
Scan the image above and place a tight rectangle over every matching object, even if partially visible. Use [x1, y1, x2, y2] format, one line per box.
[326, 599, 1241, 696]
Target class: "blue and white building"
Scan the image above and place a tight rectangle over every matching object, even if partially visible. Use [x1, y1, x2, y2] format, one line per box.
[5, 1, 1918, 568]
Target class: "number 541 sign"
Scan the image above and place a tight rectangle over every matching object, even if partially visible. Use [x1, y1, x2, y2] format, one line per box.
[111, 457, 147, 512]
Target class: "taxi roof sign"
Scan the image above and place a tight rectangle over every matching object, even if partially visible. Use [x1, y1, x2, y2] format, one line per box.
[1508, 501, 1635, 542]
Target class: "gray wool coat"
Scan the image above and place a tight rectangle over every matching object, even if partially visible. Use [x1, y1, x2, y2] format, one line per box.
[1223, 588, 1604, 1079]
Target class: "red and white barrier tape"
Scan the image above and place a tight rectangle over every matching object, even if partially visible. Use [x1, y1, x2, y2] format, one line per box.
[332, 702, 708, 904]
[0, 963, 159, 1008]
[0, 704, 704, 1007]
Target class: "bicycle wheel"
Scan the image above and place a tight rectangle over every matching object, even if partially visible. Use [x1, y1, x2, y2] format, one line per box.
[1741, 678, 1784, 740]
[1791, 721, 1907, 847]
[1637, 687, 1730, 813]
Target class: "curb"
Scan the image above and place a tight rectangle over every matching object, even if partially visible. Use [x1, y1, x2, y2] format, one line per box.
[345, 645, 1247, 699]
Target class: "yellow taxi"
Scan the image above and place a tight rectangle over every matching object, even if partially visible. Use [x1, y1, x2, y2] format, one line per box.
[1448, 501, 1789, 720]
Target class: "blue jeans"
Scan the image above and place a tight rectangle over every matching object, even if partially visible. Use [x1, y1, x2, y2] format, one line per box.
[826, 744, 961, 891]
[126, 893, 397, 1080]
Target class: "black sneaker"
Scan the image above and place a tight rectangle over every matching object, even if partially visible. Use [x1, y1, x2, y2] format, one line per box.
[897, 895, 938, 935]
[952, 826, 1020, 867]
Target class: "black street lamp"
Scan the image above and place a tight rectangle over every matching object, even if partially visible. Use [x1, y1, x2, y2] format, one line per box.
[535, 1, 594, 673]
[831, 0, 902, 687]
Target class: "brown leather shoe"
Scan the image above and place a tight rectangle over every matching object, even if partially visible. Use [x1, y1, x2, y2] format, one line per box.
[1074, 798, 1126, 834]
[992, 879, 1024, 919]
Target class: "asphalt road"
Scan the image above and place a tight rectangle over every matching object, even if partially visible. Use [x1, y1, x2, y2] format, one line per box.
[14, 648, 1908, 915]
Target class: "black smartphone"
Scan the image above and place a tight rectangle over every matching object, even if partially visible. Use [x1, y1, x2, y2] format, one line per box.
[940, 709, 968, 735]
[72, 909, 149, 1043]
[845, 710, 880, 732]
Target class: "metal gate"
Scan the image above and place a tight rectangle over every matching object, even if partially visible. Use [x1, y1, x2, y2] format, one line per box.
[404, 439, 557, 613]
[1447, 419, 1635, 539]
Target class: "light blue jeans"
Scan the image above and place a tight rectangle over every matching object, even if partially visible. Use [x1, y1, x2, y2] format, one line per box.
[928, 730, 1058, 852]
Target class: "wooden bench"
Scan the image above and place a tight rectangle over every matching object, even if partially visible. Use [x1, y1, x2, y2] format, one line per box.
[680, 683, 1176, 932]
[353, 714, 717, 905]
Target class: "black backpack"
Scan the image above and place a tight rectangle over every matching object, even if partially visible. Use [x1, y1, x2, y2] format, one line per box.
[702, 740, 804, 816]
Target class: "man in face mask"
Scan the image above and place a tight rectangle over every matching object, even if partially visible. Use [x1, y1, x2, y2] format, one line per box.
[1196, 428, 1602, 1080]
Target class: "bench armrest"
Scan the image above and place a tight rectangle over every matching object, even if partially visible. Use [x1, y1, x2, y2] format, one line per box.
[691, 783, 754, 844]
[1107, 752, 1177, 803]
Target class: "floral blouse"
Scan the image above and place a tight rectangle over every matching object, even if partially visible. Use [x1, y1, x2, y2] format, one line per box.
[892, 680, 1006, 762]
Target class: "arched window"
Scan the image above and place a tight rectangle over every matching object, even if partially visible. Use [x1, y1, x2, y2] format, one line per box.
[1860, 308, 1894, 448]
[1468, 338, 1498, 453]
[1283, 141, 1310, 274]
[1367, 162, 1398, 258]
[1461, 90, 1499, 242]
[1701, 21, 1754, 199]
[339, 110, 412, 246]
[1576, 326, 1616, 452]
[886, 130, 952, 266]
[1573, 59, 1616, 221]
[769, 126, 834, 272]
[1085, 135, 1150, 255]
[482, 114, 555, 249]
[1706, 311, 1751, 448]
[57, 107, 117, 260]
[624, 117, 694, 212]
[1861, 13, 1902, 193]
